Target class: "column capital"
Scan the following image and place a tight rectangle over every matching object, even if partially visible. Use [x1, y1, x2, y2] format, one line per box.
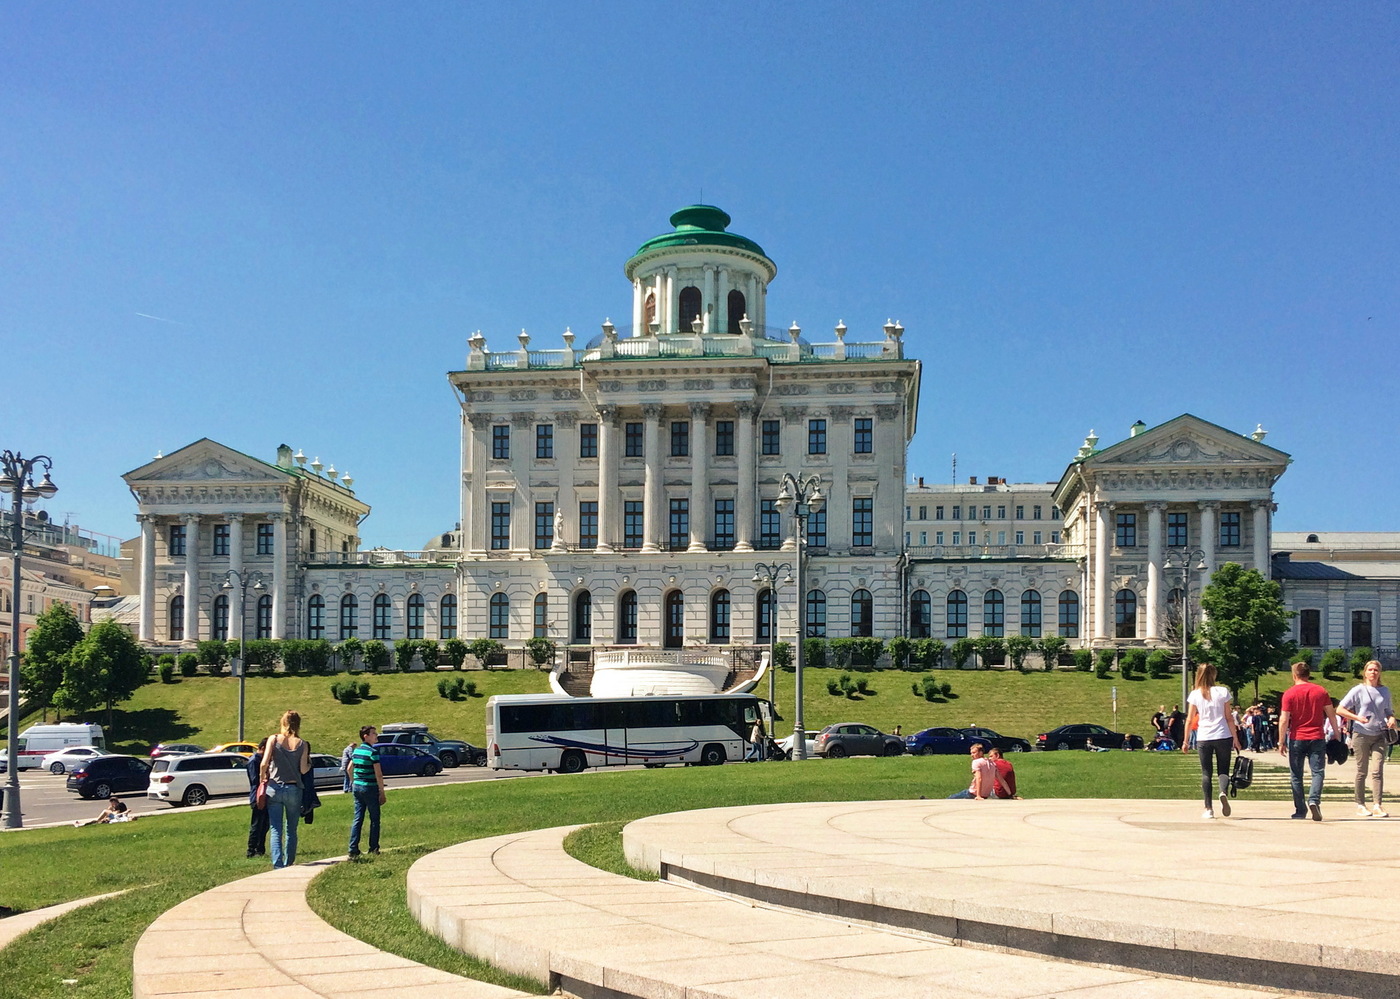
[136, 513, 155, 525]
[267, 511, 285, 522]
[227, 512, 244, 524]
[1250, 498, 1273, 510]
[597, 404, 619, 425]
[735, 401, 757, 418]
[510, 411, 535, 428]
[182, 512, 201, 525]
[1094, 500, 1114, 513]
[689, 401, 711, 418]
[829, 404, 854, 422]
[554, 410, 579, 428]
[641, 403, 664, 420]
[1196, 500, 1220, 511]
[1144, 500, 1167, 512]
[467, 412, 493, 430]
[875, 403, 900, 421]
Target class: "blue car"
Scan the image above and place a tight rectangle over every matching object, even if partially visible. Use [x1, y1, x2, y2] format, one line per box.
[370, 744, 444, 778]
[905, 727, 993, 756]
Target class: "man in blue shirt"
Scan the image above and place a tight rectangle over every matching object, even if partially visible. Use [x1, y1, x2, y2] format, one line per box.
[346, 725, 386, 858]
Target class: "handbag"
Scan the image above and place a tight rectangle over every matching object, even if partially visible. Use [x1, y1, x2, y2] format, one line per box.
[1227, 755, 1253, 796]
[255, 779, 268, 810]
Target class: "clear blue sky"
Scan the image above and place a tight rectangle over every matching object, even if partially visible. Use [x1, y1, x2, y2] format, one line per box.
[3, 3, 1396, 549]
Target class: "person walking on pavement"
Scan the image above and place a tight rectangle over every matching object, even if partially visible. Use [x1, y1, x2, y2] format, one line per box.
[347, 724, 387, 859]
[1278, 662, 1342, 821]
[245, 737, 269, 858]
[1339, 660, 1397, 817]
[1182, 664, 1241, 820]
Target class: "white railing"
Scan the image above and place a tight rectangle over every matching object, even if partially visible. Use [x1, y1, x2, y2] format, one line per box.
[907, 543, 1084, 560]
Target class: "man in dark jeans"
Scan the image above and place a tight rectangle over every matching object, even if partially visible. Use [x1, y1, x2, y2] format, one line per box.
[1279, 661, 1341, 821]
[346, 725, 386, 858]
[246, 737, 269, 858]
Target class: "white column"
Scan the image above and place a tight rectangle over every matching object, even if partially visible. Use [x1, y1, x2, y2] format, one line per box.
[702, 266, 716, 333]
[138, 515, 155, 641]
[734, 402, 756, 551]
[1145, 501, 1164, 641]
[182, 514, 200, 643]
[553, 412, 576, 552]
[749, 274, 761, 329]
[631, 279, 643, 334]
[466, 414, 491, 554]
[688, 403, 710, 551]
[665, 268, 679, 334]
[1093, 501, 1111, 640]
[1253, 500, 1272, 574]
[641, 404, 663, 553]
[228, 513, 244, 637]
[1198, 501, 1218, 579]
[596, 405, 618, 553]
[270, 512, 287, 640]
[651, 274, 664, 332]
[716, 268, 731, 333]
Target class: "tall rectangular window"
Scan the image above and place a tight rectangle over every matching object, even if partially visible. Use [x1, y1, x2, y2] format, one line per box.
[579, 423, 598, 458]
[808, 419, 827, 455]
[668, 499, 689, 550]
[624, 421, 643, 457]
[853, 418, 873, 454]
[983, 505, 992, 519]
[1352, 610, 1373, 647]
[578, 502, 598, 549]
[935, 531, 945, 545]
[440, 595, 457, 640]
[714, 499, 735, 550]
[535, 424, 554, 459]
[952, 531, 961, 545]
[1299, 608, 1321, 647]
[623, 501, 644, 549]
[1115, 512, 1136, 547]
[952, 506, 961, 520]
[490, 502, 511, 550]
[759, 499, 781, 549]
[534, 502, 554, 549]
[935, 506, 945, 520]
[1033, 505, 1042, 519]
[807, 509, 827, 548]
[1167, 511, 1189, 546]
[714, 420, 734, 456]
[997, 505, 1006, 519]
[1032, 531, 1042, 544]
[492, 425, 510, 460]
[256, 522, 274, 555]
[1015, 505, 1024, 519]
[918, 505, 927, 520]
[853, 498, 873, 547]
[670, 421, 690, 456]
[1219, 511, 1241, 547]
[212, 523, 230, 556]
[761, 419, 781, 455]
[1015, 531, 1025, 544]
[1050, 530, 1060, 543]
[168, 524, 186, 557]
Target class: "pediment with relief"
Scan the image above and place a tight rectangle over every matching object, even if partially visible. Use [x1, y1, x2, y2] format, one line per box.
[1088, 416, 1287, 471]
[124, 439, 289, 485]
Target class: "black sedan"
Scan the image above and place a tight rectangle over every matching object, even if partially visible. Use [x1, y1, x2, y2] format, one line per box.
[962, 726, 1032, 754]
[66, 755, 153, 798]
[1037, 724, 1143, 751]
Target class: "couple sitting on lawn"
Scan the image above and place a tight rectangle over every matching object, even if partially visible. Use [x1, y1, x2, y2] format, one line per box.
[947, 744, 1019, 800]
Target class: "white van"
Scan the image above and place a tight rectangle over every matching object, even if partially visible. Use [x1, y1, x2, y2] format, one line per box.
[8, 723, 107, 770]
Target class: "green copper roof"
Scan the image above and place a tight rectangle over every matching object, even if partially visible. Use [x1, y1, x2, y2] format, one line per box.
[629, 205, 768, 259]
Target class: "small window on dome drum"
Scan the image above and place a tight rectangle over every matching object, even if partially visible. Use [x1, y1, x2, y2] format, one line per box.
[727, 290, 746, 333]
[678, 286, 702, 332]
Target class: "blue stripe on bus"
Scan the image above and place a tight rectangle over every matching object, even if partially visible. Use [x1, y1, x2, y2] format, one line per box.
[528, 735, 700, 759]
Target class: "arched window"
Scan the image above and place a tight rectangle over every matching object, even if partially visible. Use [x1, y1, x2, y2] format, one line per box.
[643, 291, 657, 329]
[710, 589, 731, 644]
[678, 285, 702, 332]
[489, 592, 509, 640]
[307, 594, 325, 640]
[340, 594, 358, 639]
[983, 590, 1005, 637]
[617, 590, 637, 644]
[533, 592, 548, 639]
[256, 594, 273, 640]
[909, 590, 931, 638]
[212, 594, 230, 641]
[947, 590, 968, 639]
[573, 590, 592, 643]
[727, 289, 746, 333]
[372, 593, 391, 639]
[805, 589, 827, 638]
[850, 589, 873, 637]
[406, 594, 425, 639]
[439, 594, 457, 640]
[664, 591, 684, 648]
[1058, 590, 1079, 638]
[1115, 589, 1137, 639]
[1020, 590, 1042, 638]
[756, 589, 773, 644]
[169, 595, 185, 642]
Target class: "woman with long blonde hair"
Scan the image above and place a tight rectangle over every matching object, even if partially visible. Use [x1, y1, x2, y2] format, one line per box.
[258, 709, 310, 868]
[1182, 663, 1241, 819]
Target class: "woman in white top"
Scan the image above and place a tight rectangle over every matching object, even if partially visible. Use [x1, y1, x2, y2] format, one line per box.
[1338, 660, 1397, 817]
[1183, 663, 1241, 820]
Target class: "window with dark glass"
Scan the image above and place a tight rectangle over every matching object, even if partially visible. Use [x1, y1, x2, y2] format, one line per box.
[1299, 608, 1321, 647]
[532, 592, 547, 639]
[808, 508, 827, 548]
[578, 502, 598, 549]
[440, 594, 457, 639]
[678, 285, 702, 330]
[670, 421, 690, 456]
[714, 420, 734, 456]
[212, 594, 229, 641]
[617, 590, 637, 644]
[947, 590, 968, 638]
[169, 524, 186, 557]
[983, 590, 1005, 637]
[664, 591, 684, 648]
[952, 505, 961, 520]
[1115, 512, 1136, 548]
[805, 589, 827, 638]
[489, 592, 509, 640]
[1058, 591, 1079, 638]
[406, 594, 424, 639]
[169, 595, 184, 641]
[213, 523, 230, 556]
[579, 422, 598, 458]
[910, 590, 931, 639]
[808, 419, 827, 455]
[309, 528, 317, 554]
[1219, 511, 1241, 547]
[492, 425, 510, 460]
[1167, 511, 1188, 547]
[710, 590, 731, 644]
[573, 591, 592, 642]
[256, 594, 272, 640]
[1015, 505, 1024, 519]
[850, 589, 873, 637]
[373, 593, 391, 639]
[761, 419, 781, 455]
[624, 422, 643, 457]
[257, 522, 274, 555]
[535, 502, 554, 549]
[1352, 610, 1373, 648]
[339, 594, 358, 638]
[668, 498, 689, 550]
[756, 589, 772, 643]
[1115, 589, 1137, 639]
[491, 502, 511, 550]
[727, 289, 746, 332]
[1021, 590, 1042, 638]
[307, 595, 325, 640]
[1033, 505, 1042, 519]
[759, 500, 782, 549]
[852, 498, 873, 547]
[854, 418, 873, 454]
[713, 499, 734, 550]
[535, 424, 553, 459]
[623, 501, 644, 549]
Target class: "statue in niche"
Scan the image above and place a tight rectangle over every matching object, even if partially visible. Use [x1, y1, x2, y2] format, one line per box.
[643, 292, 656, 330]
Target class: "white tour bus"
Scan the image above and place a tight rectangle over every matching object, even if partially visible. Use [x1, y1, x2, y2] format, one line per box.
[487, 692, 769, 773]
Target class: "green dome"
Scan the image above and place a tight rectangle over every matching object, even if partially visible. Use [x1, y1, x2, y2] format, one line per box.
[628, 204, 768, 260]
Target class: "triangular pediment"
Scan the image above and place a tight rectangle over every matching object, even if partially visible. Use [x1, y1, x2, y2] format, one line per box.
[123, 438, 291, 486]
[1085, 415, 1290, 470]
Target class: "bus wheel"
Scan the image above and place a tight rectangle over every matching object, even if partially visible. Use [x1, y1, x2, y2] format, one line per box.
[558, 750, 587, 774]
[700, 744, 726, 766]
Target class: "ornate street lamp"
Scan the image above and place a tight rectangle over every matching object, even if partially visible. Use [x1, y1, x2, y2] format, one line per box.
[1165, 548, 1208, 724]
[222, 569, 266, 742]
[1, 450, 58, 829]
[773, 472, 824, 760]
[751, 561, 794, 710]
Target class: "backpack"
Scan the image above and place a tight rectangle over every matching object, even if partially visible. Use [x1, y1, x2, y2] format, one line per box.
[1227, 755, 1253, 796]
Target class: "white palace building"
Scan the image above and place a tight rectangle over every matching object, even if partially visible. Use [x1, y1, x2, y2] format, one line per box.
[120, 206, 1399, 669]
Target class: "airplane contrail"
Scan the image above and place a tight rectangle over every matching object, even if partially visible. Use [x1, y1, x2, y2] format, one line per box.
[135, 312, 187, 325]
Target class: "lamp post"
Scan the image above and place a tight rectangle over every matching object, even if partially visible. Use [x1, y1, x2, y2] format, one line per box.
[774, 472, 824, 760]
[222, 569, 266, 742]
[1, 450, 57, 830]
[1165, 548, 1208, 717]
[751, 561, 794, 709]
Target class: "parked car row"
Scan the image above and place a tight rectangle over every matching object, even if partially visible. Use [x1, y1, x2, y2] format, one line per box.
[768, 721, 1135, 760]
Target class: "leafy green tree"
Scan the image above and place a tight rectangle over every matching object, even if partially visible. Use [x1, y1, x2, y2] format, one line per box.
[54, 619, 149, 727]
[21, 601, 85, 718]
[1037, 636, 1067, 671]
[1198, 562, 1295, 699]
[1006, 635, 1035, 672]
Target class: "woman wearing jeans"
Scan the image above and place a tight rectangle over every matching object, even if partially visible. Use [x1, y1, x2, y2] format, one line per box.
[259, 710, 311, 868]
[1339, 661, 1397, 818]
[1183, 664, 1241, 820]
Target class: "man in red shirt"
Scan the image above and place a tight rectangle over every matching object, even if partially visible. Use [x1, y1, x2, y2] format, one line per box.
[988, 746, 1019, 799]
[1278, 661, 1340, 821]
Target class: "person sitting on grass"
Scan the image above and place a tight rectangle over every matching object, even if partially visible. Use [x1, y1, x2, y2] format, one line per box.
[947, 744, 1008, 799]
[74, 796, 135, 827]
[988, 747, 1020, 799]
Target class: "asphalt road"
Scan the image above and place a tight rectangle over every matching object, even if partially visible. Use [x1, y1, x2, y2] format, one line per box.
[1, 761, 516, 829]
